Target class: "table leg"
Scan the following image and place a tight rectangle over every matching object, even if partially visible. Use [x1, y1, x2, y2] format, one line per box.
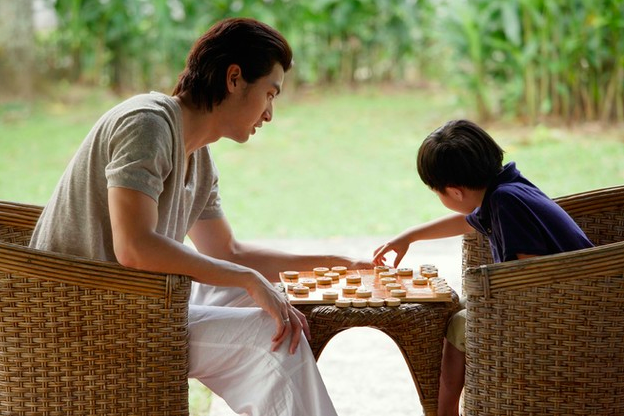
[297, 298, 460, 416]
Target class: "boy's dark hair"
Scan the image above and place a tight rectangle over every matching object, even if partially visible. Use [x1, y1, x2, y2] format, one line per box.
[417, 119, 504, 192]
[173, 17, 293, 112]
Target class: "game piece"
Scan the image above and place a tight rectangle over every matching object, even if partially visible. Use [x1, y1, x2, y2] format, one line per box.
[367, 298, 385, 307]
[324, 272, 340, 282]
[335, 299, 351, 308]
[342, 285, 358, 295]
[346, 275, 361, 285]
[351, 299, 368, 308]
[300, 278, 317, 289]
[390, 289, 407, 298]
[379, 270, 397, 278]
[293, 285, 310, 296]
[385, 297, 401, 306]
[331, 266, 347, 275]
[421, 269, 438, 278]
[283, 271, 299, 281]
[412, 276, 428, 285]
[374, 265, 390, 274]
[316, 276, 333, 286]
[313, 267, 329, 276]
[380, 276, 397, 285]
[322, 290, 339, 301]
[385, 283, 402, 291]
[397, 267, 413, 276]
[355, 288, 373, 298]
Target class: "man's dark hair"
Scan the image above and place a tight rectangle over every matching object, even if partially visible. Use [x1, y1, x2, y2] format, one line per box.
[417, 119, 505, 192]
[173, 17, 293, 111]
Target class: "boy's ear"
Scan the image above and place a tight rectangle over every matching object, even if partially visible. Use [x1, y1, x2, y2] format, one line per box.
[226, 64, 242, 93]
[445, 186, 465, 201]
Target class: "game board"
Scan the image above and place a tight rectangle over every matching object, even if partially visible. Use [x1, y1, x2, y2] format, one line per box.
[279, 267, 453, 305]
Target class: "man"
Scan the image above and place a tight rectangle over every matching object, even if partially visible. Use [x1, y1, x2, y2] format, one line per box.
[31, 17, 372, 416]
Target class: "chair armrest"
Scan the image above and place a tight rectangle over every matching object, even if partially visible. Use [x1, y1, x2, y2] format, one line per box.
[464, 241, 624, 299]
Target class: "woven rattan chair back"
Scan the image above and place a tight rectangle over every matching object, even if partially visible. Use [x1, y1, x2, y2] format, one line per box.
[462, 186, 624, 415]
[0, 201, 191, 415]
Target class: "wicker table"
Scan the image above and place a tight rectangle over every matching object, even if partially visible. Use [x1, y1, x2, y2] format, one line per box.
[296, 291, 460, 416]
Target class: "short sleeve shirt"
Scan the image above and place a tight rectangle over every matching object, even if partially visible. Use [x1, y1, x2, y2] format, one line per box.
[30, 92, 224, 262]
[466, 162, 594, 262]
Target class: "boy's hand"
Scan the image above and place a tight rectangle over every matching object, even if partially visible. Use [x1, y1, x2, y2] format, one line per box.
[372, 238, 410, 268]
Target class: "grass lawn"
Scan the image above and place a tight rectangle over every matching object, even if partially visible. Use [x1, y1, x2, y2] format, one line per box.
[1, 85, 623, 240]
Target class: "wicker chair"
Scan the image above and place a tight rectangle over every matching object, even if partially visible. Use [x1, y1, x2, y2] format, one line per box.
[0, 201, 191, 415]
[462, 185, 624, 415]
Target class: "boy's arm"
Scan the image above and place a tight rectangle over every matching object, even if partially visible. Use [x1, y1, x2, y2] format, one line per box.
[373, 213, 473, 267]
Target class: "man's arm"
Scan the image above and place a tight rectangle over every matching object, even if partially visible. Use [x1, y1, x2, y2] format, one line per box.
[108, 187, 302, 353]
[188, 217, 374, 283]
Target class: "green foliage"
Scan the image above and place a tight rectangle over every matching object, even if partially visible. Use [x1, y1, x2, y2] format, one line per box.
[28, 0, 624, 123]
[437, 0, 624, 122]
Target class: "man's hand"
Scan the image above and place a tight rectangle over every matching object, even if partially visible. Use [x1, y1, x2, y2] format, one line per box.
[245, 272, 309, 354]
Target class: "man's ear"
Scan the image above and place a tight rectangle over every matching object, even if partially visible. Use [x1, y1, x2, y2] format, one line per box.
[226, 64, 242, 93]
[445, 186, 465, 202]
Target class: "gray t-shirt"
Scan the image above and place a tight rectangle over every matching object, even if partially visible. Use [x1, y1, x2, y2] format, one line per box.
[30, 92, 224, 262]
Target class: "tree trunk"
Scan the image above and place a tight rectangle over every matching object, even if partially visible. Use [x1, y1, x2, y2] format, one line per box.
[0, 0, 35, 100]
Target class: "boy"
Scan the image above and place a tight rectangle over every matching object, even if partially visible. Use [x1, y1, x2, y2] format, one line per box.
[30, 18, 372, 416]
[372, 119, 593, 416]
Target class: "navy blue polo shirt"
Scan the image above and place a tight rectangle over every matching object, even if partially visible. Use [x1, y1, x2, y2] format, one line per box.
[466, 162, 594, 262]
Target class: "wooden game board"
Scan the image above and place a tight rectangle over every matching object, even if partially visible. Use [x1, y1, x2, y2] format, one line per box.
[279, 269, 453, 305]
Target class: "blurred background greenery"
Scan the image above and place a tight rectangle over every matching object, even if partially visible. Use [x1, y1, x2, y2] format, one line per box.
[1, 1, 623, 414]
[1, 0, 622, 240]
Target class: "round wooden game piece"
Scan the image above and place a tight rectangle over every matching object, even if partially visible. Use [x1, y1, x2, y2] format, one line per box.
[367, 298, 385, 307]
[286, 283, 298, 292]
[316, 276, 333, 286]
[380, 276, 397, 285]
[331, 266, 347, 275]
[351, 299, 368, 308]
[293, 285, 310, 296]
[390, 289, 407, 298]
[379, 271, 396, 279]
[385, 297, 401, 307]
[355, 288, 373, 298]
[313, 267, 330, 276]
[324, 272, 340, 282]
[397, 267, 413, 277]
[374, 265, 390, 274]
[283, 270, 299, 280]
[335, 299, 351, 308]
[342, 286, 358, 295]
[421, 269, 438, 278]
[412, 276, 429, 285]
[322, 290, 339, 301]
[420, 264, 436, 273]
[346, 275, 361, 285]
[385, 283, 402, 291]
[299, 278, 317, 289]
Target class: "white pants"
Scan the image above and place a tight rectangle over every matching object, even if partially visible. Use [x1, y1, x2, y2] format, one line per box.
[188, 282, 338, 416]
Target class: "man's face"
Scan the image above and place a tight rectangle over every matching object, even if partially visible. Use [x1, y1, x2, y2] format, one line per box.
[226, 63, 284, 143]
